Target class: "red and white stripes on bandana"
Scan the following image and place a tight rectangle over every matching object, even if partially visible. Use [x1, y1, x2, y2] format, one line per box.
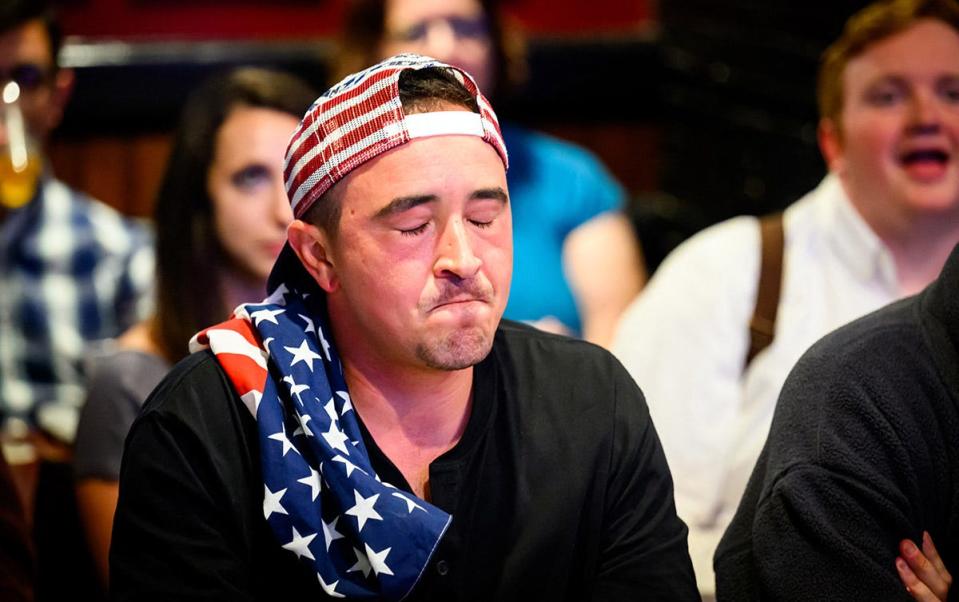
[282, 53, 509, 220]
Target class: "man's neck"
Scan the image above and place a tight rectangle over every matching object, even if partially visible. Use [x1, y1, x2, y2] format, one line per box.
[843, 185, 959, 295]
[341, 356, 475, 499]
[884, 225, 959, 296]
[343, 357, 474, 447]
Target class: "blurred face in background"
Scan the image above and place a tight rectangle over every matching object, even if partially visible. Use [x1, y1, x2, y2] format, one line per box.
[0, 19, 71, 143]
[820, 19, 959, 236]
[207, 106, 299, 282]
[380, 0, 494, 92]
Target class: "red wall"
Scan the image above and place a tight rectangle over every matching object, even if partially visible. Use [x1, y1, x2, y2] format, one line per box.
[58, 0, 652, 41]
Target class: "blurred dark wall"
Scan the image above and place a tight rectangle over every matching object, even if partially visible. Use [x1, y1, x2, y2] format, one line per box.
[48, 0, 885, 254]
[657, 0, 875, 221]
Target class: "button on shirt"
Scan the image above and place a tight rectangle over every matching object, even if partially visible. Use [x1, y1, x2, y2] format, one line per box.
[612, 174, 901, 595]
[0, 177, 153, 442]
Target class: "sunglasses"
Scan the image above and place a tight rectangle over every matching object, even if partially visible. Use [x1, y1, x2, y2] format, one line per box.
[0, 64, 53, 92]
[392, 15, 490, 44]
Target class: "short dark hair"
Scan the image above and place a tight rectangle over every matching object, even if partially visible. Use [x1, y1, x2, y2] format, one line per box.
[301, 66, 478, 238]
[818, 0, 959, 124]
[151, 67, 317, 362]
[0, 0, 63, 68]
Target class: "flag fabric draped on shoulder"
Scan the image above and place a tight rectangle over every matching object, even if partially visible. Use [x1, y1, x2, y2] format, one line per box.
[190, 283, 451, 600]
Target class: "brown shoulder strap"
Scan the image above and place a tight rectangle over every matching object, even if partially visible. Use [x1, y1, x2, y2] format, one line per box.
[745, 213, 785, 369]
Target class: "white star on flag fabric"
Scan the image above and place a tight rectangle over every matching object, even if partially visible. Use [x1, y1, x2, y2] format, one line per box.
[283, 526, 318, 561]
[285, 339, 324, 371]
[190, 285, 451, 600]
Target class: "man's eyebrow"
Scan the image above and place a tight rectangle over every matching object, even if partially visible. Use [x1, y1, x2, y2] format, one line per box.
[470, 187, 509, 204]
[374, 194, 437, 219]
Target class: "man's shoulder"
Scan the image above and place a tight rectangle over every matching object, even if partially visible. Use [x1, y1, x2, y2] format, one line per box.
[88, 348, 171, 407]
[490, 321, 651, 450]
[664, 214, 760, 272]
[492, 320, 637, 396]
[137, 350, 237, 425]
[773, 294, 930, 447]
[795, 294, 922, 381]
[623, 213, 760, 323]
[495, 319, 616, 362]
[650, 177, 839, 284]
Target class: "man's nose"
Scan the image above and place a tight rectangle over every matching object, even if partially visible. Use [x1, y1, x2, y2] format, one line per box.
[434, 218, 482, 279]
[422, 19, 458, 63]
[906, 89, 943, 134]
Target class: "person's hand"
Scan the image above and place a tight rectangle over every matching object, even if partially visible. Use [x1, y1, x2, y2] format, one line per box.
[897, 531, 952, 601]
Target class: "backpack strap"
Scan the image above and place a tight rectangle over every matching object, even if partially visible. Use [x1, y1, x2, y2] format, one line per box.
[745, 213, 785, 369]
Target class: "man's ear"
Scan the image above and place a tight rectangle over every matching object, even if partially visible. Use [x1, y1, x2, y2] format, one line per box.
[288, 219, 339, 293]
[818, 118, 845, 175]
[44, 67, 74, 133]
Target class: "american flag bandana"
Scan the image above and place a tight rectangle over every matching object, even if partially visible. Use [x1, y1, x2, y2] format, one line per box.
[283, 53, 508, 219]
[190, 283, 451, 599]
[268, 53, 509, 296]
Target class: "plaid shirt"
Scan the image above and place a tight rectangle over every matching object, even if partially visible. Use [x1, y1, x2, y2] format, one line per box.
[0, 177, 153, 442]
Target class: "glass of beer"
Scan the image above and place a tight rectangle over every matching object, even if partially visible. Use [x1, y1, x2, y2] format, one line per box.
[0, 81, 41, 210]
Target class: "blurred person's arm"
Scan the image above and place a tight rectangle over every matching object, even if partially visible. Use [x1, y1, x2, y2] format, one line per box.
[74, 322, 167, 587]
[75, 480, 117, 585]
[564, 211, 645, 348]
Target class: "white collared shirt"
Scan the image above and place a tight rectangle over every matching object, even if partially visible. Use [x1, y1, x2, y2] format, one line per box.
[612, 174, 900, 596]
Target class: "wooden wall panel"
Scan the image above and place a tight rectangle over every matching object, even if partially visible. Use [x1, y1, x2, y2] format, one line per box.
[48, 134, 171, 217]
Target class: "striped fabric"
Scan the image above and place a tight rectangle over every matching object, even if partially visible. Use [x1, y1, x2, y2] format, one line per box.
[283, 53, 508, 219]
[0, 177, 153, 442]
[191, 283, 451, 600]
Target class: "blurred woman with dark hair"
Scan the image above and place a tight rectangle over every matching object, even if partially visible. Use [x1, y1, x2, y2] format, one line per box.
[72, 67, 317, 585]
[338, 0, 647, 347]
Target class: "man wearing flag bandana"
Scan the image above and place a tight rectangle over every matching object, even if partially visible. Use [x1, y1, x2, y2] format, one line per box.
[109, 54, 697, 601]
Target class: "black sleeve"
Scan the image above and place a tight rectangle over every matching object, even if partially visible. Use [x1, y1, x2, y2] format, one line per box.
[715, 320, 946, 601]
[109, 354, 263, 602]
[591, 361, 700, 601]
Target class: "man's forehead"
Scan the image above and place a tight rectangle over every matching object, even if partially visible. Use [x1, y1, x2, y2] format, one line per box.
[844, 21, 959, 83]
[341, 134, 506, 200]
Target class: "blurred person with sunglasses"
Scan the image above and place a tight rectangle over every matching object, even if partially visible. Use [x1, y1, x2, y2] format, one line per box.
[338, 0, 646, 349]
[0, 3, 152, 598]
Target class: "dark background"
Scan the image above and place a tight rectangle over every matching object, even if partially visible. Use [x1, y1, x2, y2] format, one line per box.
[49, 0, 875, 269]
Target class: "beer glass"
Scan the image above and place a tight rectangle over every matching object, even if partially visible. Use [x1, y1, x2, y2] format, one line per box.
[0, 81, 41, 210]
